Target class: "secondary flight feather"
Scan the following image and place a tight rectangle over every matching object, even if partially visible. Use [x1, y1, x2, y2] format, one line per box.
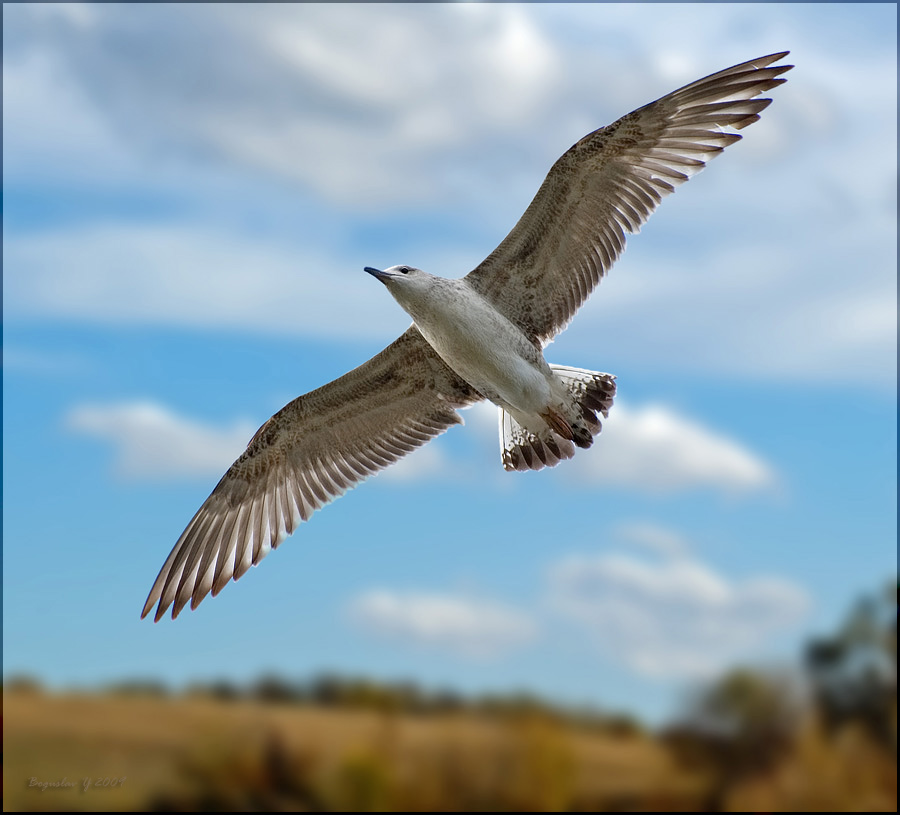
[143, 52, 792, 621]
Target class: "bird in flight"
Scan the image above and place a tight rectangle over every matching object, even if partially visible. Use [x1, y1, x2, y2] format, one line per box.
[143, 52, 792, 621]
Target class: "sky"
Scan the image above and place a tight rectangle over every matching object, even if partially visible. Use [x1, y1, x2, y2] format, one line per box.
[3, 3, 896, 724]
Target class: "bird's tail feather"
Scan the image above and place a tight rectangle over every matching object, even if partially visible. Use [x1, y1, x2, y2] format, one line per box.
[499, 366, 616, 472]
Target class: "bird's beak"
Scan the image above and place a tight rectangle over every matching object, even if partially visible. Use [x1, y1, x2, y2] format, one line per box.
[364, 266, 392, 283]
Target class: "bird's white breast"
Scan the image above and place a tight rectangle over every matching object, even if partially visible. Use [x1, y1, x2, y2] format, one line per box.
[400, 279, 553, 414]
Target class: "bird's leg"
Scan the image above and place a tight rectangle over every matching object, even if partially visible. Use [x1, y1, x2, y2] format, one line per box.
[540, 406, 574, 440]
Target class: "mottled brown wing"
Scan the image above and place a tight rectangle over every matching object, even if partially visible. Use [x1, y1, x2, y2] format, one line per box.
[465, 52, 792, 344]
[142, 326, 480, 621]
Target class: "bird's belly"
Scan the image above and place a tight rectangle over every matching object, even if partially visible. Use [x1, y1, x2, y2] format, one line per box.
[416, 312, 551, 414]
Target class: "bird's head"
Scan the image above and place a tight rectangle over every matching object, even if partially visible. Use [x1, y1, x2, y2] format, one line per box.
[364, 265, 440, 317]
[364, 264, 426, 284]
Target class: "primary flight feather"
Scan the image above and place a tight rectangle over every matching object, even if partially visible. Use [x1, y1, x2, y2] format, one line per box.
[143, 52, 792, 621]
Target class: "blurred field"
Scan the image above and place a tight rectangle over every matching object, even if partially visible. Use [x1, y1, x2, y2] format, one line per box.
[5, 582, 896, 811]
[5, 676, 897, 812]
[4, 686, 706, 812]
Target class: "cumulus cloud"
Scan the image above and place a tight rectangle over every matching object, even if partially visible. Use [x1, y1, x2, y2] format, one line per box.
[547, 545, 810, 679]
[3, 3, 560, 208]
[65, 401, 255, 479]
[63, 396, 466, 485]
[348, 525, 810, 674]
[389, 399, 775, 497]
[379, 398, 776, 497]
[348, 590, 538, 659]
[66, 393, 773, 497]
[566, 402, 775, 494]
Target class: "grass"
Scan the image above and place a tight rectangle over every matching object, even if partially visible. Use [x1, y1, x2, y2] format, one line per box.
[4, 687, 703, 812]
[6, 685, 894, 811]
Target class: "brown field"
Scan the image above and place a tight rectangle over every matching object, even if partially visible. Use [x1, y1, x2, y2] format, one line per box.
[7, 685, 896, 812]
[4, 688, 707, 812]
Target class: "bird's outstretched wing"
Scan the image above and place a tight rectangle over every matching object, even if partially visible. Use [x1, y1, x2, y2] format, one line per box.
[142, 326, 480, 621]
[465, 52, 792, 345]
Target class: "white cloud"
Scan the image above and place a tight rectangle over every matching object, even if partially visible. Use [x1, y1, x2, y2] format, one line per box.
[379, 442, 449, 483]
[562, 224, 897, 387]
[547, 544, 810, 679]
[3, 4, 895, 387]
[65, 401, 255, 479]
[348, 590, 538, 659]
[220, 4, 560, 206]
[3, 3, 560, 208]
[2, 42, 139, 188]
[567, 402, 775, 494]
[4, 223, 403, 342]
[63, 395, 472, 486]
[64, 393, 774, 498]
[382, 399, 776, 497]
[347, 525, 811, 674]
[616, 522, 690, 558]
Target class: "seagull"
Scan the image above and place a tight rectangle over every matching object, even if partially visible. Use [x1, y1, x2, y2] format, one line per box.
[143, 52, 792, 621]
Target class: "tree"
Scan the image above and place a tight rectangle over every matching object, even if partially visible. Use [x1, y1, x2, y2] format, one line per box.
[806, 580, 897, 750]
[664, 668, 803, 810]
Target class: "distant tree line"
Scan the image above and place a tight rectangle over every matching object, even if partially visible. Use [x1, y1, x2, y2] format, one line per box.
[189, 673, 642, 735]
[0, 668, 642, 738]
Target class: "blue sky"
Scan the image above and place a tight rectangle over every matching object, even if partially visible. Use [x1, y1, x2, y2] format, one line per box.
[3, 3, 896, 723]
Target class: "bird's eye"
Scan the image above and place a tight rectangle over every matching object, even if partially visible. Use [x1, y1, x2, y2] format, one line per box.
[400, 266, 410, 274]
